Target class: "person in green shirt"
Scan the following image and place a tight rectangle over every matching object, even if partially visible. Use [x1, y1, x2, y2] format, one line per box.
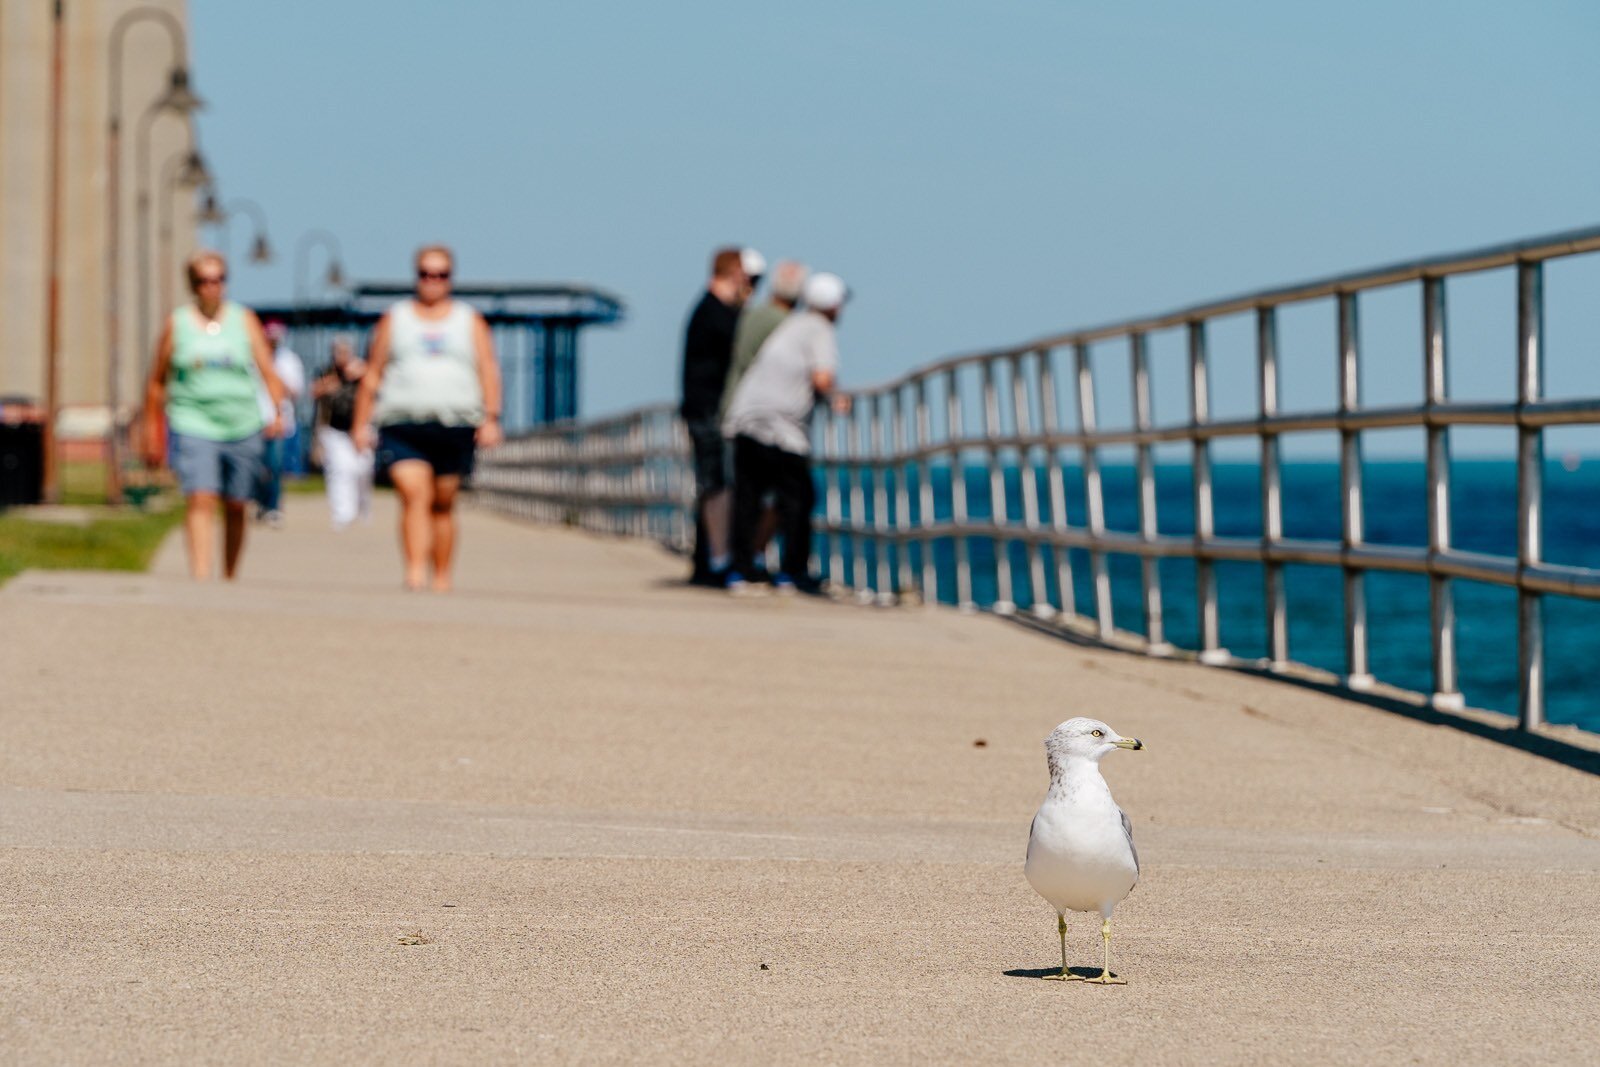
[719, 260, 807, 572]
[720, 260, 808, 423]
[142, 250, 284, 581]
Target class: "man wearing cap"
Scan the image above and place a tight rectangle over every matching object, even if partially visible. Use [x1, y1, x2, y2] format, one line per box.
[739, 247, 766, 305]
[722, 271, 849, 593]
[720, 259, 808, 573]
[680, 247, 750, 584]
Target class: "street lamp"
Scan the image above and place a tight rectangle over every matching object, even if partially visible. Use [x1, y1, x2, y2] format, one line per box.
[105, 5, 200, 504]
[135, 106, 201, 400]
[294, 229, 347, 306]
[203, 197, 274, 268]
[157, 148, 214, 318]
[197, 190, 226, 227]
[134, 101, 194, 407]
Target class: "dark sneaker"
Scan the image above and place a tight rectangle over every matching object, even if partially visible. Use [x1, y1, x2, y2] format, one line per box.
[687, 569, 724, 588]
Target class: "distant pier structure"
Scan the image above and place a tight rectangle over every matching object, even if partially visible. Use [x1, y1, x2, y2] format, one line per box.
[258, 282, 624, 431]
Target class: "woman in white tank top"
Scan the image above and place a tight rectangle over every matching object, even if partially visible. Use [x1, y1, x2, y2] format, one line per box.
[352, 245, 503, 592]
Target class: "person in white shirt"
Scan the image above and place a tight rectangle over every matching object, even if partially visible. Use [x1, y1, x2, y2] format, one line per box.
[350, 244, 504, 592]
[254, 320, 305, 526]
[722, 271, 849, 593]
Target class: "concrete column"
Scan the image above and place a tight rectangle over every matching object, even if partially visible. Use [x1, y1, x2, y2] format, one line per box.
[0, 0, 193, 456]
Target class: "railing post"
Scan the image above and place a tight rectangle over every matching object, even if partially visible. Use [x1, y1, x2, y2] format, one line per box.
[892, 388, 915, 603]
[946, 368, 975, 612]
[982, 358, 1016, 615]
[848, 410, 870, 599]
[1517, 261, 1545, 730]
[1190, 320, 1227, 663]
[1258, 307, 1288, 670]
[1130, 331, 1167, 652]
[1338, 292, 1374, 690]
[871, 393, 894, 605]
[824, 407, 845, 591]
[1037, 349, 1076, 617]
[915, 378, 939, 605]
[1012, 352, 1051, 618]
[1075, 343, 1113, 639]
[1424, 276, 1463, 710]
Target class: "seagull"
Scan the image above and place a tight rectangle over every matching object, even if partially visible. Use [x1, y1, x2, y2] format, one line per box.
[1024, 717, 1144, 984]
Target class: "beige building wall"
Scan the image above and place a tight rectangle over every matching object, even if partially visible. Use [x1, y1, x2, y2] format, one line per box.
[0, 0, 196, 436]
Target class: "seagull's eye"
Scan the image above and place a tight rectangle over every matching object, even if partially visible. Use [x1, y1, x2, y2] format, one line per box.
[1090, 729, 1103, 738]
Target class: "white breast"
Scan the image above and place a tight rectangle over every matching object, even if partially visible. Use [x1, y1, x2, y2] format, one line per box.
[1025, 784, 1138, 917]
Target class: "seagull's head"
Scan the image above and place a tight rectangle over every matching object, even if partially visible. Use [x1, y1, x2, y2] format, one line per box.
[1046, 717, 1144, 767]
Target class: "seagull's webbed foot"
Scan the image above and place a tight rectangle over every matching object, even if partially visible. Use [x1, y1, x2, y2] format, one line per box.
[1082, 917, 1127, 985]
[1044, 913, 1086, 981]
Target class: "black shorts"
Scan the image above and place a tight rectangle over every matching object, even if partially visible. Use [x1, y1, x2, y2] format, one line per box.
[684, 416, 729, 494]
[376, 422, 477, 479]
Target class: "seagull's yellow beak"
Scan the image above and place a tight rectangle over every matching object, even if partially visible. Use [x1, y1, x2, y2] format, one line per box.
[1113, 738, 1144, 751]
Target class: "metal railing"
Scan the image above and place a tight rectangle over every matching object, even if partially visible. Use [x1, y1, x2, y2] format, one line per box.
[472, 404, 693, 546]
[476, 225, 1600, 733]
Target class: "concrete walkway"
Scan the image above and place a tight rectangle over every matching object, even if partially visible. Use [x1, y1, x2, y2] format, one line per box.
[3, 493, 1598, 1065]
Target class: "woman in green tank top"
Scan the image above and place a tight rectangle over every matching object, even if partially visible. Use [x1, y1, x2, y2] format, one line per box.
[141, 250, 285, 581]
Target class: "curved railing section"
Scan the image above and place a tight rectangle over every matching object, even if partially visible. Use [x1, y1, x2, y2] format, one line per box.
[476, 224, 1600, 733]
[472, 403, 692, 548]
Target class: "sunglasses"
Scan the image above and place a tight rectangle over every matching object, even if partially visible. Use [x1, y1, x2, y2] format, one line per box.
[194, 274, 226, 285]
[417, 270, 451, 281]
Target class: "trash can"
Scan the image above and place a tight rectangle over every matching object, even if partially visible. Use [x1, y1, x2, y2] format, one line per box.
[0, 397, 46, 510]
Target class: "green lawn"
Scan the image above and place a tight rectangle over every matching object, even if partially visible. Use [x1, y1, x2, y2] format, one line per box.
[0, 507, 183, 585]
[1, 459, 184, 585]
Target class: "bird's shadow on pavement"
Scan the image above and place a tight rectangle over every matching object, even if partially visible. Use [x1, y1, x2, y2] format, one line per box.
[1003, 965, 1107, 981]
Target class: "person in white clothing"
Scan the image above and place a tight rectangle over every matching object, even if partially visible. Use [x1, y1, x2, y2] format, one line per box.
[254, 320, 306, 526]
[311, 337, 373, 530]
[722, 271, 850, 593]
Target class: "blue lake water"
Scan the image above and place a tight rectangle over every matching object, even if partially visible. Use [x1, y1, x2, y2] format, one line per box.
[814, 458, 1600, 732]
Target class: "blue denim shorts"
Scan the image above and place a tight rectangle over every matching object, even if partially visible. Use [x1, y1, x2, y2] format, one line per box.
[169, 431, 265, 501]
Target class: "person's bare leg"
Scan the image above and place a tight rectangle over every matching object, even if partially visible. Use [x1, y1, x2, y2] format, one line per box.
[429, 474, 462, 592]
[221, 499, 248, 580]
[184, 493, 217, 580]
[702, 487, 733, 565]
[388, 461, 434, 590]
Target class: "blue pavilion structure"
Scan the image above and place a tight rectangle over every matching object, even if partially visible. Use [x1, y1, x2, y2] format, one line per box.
[257, 282, 624, 433]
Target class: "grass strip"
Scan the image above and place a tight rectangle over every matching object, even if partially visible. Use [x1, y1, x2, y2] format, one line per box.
[0, 507, 183, 585]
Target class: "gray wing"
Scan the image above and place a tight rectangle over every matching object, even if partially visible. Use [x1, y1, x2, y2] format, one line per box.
[1120, 808, 1139, 875]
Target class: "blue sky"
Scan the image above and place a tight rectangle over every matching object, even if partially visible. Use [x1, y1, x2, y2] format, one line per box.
[191, 0, 1600, 436]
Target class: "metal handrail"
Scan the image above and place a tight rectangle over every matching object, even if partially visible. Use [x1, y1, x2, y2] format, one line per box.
[476, 224, 1600, 733]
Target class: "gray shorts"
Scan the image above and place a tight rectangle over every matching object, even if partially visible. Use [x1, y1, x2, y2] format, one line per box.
[170, 431, 265, 501]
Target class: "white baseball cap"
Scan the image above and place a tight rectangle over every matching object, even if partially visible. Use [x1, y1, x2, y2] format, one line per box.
[741, 248, 767, 279]
[803, 272, 848, 311]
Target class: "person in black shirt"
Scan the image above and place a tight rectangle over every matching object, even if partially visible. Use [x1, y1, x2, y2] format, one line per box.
[680, 246, 748, 584]
[311, 337, 373, 530]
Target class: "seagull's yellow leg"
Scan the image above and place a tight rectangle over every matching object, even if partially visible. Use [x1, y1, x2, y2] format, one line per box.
[1084, 917, 1126, 984]
[1047, 913, 1084, 981]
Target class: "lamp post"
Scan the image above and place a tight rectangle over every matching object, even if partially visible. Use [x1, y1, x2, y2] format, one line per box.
[42, 0, 65, 502]
[134, 100, 194, 411]
[203, 196, 274, 269]
[294, 229, 347, 308]
[105, 5, 199, 504]
[156, 149, 213, 319]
